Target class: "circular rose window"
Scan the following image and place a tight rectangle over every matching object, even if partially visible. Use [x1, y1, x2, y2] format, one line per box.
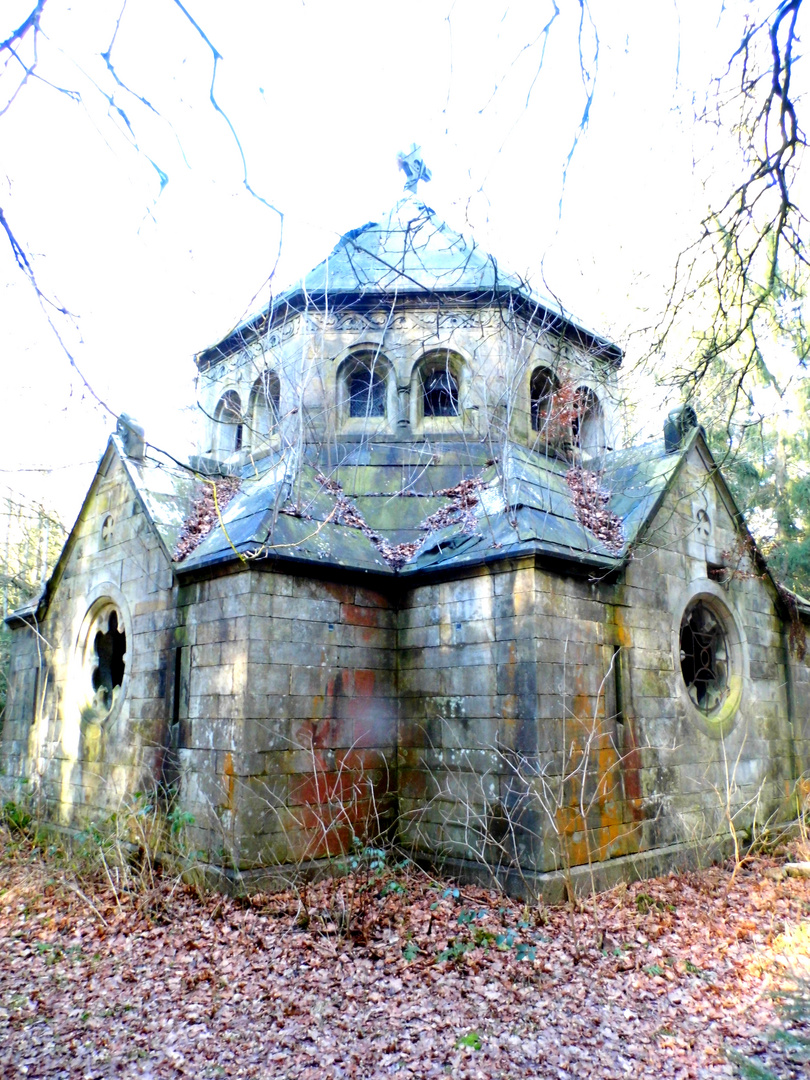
[76, 599, 128, 724]
[679, 600, 730, 715]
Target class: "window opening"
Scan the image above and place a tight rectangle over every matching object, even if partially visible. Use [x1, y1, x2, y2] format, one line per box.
[349, 366, 386, 418]
[572, 387, 604, 453]
[91, 610, 126, 712]
[249, 371, 280, 441]
[214, 391, 243, 453]
[530, 368, 559, 433]
[707, 564, 729, 584]
[423, 368, 459, 417]
[679, 602, 729, 713]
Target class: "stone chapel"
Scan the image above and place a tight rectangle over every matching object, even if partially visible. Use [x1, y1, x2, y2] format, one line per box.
[3, 163, 809, 896]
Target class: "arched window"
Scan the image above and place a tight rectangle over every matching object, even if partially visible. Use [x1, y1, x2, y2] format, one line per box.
[248, 371, 280, 445]
[572, 387, 605, 454]
[349, 364, 386, 418]
[214, 390, 243, 454]
[530, 367, 560, 433]
[419, 352, 461, 418]
[338, 351, 391, 423]
[424, 370, 458, 416]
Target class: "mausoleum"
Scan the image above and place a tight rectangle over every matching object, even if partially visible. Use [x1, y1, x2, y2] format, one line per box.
[3, 158, 808, 896]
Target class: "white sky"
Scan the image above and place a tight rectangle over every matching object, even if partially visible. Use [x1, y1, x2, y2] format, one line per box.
[0, 0, 803, 521]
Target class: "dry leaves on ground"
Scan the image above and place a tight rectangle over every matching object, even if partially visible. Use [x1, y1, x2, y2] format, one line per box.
[0, 833, 808, 1079]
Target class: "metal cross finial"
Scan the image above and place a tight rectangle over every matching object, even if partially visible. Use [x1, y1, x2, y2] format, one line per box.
[397, 144, 432, 194]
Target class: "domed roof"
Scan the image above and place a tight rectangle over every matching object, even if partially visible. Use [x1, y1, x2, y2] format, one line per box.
[198, 194, 621, 368]
[298, 194, 528, 299]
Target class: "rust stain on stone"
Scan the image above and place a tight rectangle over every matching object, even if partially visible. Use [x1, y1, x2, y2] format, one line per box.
[571, 692, 592, 720]
[222, 751, 235, 810]
[354, 669, 376, 696]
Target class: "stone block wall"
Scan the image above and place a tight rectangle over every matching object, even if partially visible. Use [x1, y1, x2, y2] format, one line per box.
[397, 559, 631, 877]
[613, 452, 797, 854]
[0, 451, 180, 831]
[787, 642, 810, 787]
[3, 439, 808, 891]
[0, 622, 40, 791]
[396, 457, 805, 884]
[173, 569, 397, 874]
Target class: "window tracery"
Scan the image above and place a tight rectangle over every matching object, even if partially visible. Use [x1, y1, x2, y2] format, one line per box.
[349, 365, 386, 418]
[76, 599, 128, 725]
[338, 351, 391, 424]
[679, 601, 729, 714]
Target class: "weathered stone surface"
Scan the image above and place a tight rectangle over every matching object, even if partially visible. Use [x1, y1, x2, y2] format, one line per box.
[2, 273, 808, 895]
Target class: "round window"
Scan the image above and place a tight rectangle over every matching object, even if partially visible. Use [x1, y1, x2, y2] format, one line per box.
[680, 601, 729, 714]
[76, 599, 128, 724]
[674, 585, 746, 736]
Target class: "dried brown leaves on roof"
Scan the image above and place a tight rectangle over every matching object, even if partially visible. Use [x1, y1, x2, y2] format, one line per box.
[566, 467, 624, 554]
[2, 826, 809, 1079]
[315, 473, 484, 568]
[174, 477, 242, 561]
[422, 477, 484, 535]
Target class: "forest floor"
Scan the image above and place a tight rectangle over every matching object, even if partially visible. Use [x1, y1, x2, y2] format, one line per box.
[0, 826, 809, 1079]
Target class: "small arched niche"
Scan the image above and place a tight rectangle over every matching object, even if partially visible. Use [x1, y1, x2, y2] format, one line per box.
[247, 371, 280, 448]
[213, 390, 243, 454]
[338, 351, 392, 424]
[572, 386, 606, 455]
[415, 351, 463, 422]
[530, 367, 561, 441]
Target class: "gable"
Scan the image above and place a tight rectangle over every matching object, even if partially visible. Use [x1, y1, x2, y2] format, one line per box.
[26, 437, 184, 627]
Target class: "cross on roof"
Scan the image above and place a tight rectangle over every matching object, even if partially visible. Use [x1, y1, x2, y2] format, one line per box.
[397, 144, 432, 194]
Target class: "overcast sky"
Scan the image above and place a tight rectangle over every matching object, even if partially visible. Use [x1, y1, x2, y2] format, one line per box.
[0, 0, 800, 520]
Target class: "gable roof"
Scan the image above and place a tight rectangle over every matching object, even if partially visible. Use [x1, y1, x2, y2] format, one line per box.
[5, 437, 195, 626]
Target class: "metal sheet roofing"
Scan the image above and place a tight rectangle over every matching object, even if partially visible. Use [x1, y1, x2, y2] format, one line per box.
[198, 195, 621, 368]
[166, 438, 684, 579]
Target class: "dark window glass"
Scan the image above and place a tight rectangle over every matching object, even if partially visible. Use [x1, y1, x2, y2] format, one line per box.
[423, 369, 459, 417]
[680, 602, 728, 713]
[530, 368, 558, 432]
[349, 367, 386, 418]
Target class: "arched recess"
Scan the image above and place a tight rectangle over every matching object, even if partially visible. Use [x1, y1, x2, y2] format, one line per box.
[247, 371, 280, 448]
[213, 390, 243, 454]
[530, 367, 561, 439]
[337, 350, 392, 423]
[573, 386, 606, 455]
[413, 350, 464, 423]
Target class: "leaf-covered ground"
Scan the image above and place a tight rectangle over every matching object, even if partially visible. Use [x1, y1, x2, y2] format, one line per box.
[1, 832, 809, 1079]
